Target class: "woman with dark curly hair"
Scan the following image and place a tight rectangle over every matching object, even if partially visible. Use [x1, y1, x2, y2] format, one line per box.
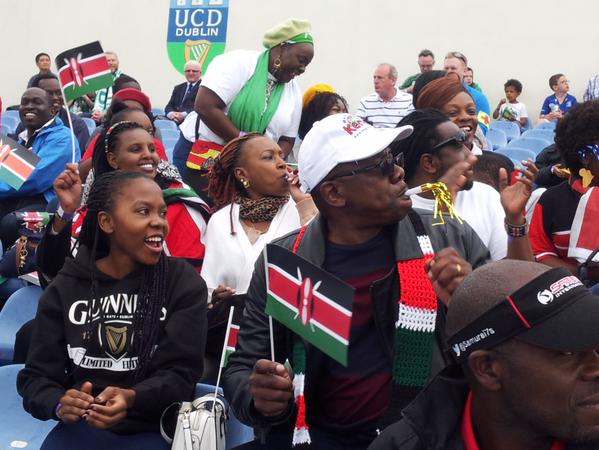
[529, 100, 599, 283]
[298, 90, 348, 139]
[201, 133, 316, 304]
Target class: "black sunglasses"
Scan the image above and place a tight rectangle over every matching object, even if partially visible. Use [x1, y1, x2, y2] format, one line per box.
[431, 129, 468, 151]
[330, 151, 404, 180]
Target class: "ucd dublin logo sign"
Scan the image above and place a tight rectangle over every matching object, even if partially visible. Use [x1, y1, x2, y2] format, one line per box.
[167, 0, 229, 75]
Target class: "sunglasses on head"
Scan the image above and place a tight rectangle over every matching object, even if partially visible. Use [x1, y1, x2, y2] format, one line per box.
[330, 151, 404, 180]
[431, 129, 468, 151]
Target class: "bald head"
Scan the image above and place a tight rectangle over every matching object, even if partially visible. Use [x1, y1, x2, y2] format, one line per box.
[446, 260, 551, 336]
[184, 60, 202, 83]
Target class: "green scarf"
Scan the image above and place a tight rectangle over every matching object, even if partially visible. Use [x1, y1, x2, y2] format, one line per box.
[227, 50, 285, 134]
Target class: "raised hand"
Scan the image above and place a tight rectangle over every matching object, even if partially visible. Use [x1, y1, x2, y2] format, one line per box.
[53, 163, 82, 214]
[499, 159, 538, 222]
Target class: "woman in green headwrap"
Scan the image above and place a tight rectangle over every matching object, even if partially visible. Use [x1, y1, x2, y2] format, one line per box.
[184, 18, 314, 203]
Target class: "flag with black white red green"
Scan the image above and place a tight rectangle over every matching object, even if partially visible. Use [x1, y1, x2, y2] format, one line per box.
[55, 41, 114, 102]
[0, 135, 40, 190]
[221, 306, 244, 368]
[265, 244, 354, 366]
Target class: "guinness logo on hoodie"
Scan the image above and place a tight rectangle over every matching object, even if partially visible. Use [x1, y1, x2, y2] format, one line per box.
[105, 324, 128, 355]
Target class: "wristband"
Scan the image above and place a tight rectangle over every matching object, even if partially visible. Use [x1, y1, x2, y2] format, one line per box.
[56, 205, 75, 222]
[505, 218, 528, 238]
[54, 402, 63, 421]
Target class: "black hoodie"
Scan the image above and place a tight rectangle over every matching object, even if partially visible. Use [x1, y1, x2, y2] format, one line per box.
[17, 245, 207, 433]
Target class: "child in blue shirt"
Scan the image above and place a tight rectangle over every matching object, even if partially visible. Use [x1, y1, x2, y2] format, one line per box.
[540, 74, 577, 121]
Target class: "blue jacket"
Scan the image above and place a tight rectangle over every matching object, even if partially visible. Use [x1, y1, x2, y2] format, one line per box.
[0, 117, 79, 202]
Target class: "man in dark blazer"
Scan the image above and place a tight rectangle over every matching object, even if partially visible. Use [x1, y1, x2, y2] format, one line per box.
[165, 60, 202, 124]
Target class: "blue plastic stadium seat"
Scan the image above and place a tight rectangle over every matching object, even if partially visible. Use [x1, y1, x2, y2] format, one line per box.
[506, 137, 551, 155]
[81, 117, 97, 137]
[496, 147, 536, 164]
[0, 364, 55, 449]
[522, 128, 555, 143]
[485, 128, 507, 150]
[194, 383, 254, 449]
[160, 129, 181, 141]
[154, 119, 178, 132]
[536, 120, 557, 130]
[152, 108, 165, 117]
[0, 285, 42, 364]
[1, 115, 20, 134]
[0, 124, 9, 135]
[3, 110, 20, 119]
[489, 120, 520, 142]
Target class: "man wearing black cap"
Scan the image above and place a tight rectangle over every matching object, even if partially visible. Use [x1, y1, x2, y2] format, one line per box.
[370, 259, 599, 450]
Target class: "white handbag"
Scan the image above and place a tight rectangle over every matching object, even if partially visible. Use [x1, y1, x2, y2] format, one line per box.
[161, 394, 228, 450]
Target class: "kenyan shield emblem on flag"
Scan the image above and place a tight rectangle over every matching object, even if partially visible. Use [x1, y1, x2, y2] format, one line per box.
[265, 244, 354, 366]
[55, 41, 114, 102]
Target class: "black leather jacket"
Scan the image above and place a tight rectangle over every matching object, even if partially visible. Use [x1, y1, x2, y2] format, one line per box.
[222, 210, 490, 436]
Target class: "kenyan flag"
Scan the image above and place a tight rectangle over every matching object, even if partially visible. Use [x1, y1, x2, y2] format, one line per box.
[55, 41, 114, 102]
[0, 135, 40, 190]
[221, 306, 243, 368]
[265, 244, 354, 366]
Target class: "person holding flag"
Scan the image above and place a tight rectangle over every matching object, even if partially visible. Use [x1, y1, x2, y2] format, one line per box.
[223, 114, 490, 449]
[0, 87, 76, 248]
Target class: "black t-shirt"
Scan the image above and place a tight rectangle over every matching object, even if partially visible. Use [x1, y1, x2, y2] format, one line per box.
[313, 230, 395, 429]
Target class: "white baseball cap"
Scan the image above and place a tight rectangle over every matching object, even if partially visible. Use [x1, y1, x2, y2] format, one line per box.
[298, 114, 413, 193]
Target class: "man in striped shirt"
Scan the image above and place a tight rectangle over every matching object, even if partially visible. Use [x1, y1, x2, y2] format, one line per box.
[356, 63, 414, 128]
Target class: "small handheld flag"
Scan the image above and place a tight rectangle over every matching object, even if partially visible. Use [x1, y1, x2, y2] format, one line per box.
[265, 244, 354, 366]
[55, 41, 114, 103]
[0, 135, 40, 190]
[221, 306, 243, 368]
[211, 305, 243, 412]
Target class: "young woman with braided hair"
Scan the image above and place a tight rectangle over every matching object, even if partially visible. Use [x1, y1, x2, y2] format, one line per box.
[201, 133, 316, 304]
[36, 118, 210, 286]
[18, 171, 207, 449]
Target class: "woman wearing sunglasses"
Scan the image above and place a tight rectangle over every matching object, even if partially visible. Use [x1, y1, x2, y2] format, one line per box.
[393, 108, 537, 262]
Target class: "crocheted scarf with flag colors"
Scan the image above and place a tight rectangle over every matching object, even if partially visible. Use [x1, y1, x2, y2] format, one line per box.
[289, 211, 438, 445]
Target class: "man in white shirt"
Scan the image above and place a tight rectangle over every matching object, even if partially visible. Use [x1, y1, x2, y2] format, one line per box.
[392, 109, 536, 262]
[356, 63, 414, 128]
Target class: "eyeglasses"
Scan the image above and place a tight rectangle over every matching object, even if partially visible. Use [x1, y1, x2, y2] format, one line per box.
[431, 129, 468, 151]
[185, 69, 201, 73]
[329, 151, 404, 180]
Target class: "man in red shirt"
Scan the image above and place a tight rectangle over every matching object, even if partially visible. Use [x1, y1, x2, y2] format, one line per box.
[370, 259, 599, 450]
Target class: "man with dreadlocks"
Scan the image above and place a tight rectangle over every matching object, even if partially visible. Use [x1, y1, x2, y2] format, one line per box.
[17, 171, 206, 449]
[223, 114, 490, 449]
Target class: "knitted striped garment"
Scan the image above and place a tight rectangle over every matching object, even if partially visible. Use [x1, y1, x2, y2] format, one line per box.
[289, 211, 438, 445]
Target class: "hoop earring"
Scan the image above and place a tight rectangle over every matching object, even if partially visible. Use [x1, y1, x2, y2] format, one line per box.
[272, 56, 282, 74]
[241, 178, 250, 189]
